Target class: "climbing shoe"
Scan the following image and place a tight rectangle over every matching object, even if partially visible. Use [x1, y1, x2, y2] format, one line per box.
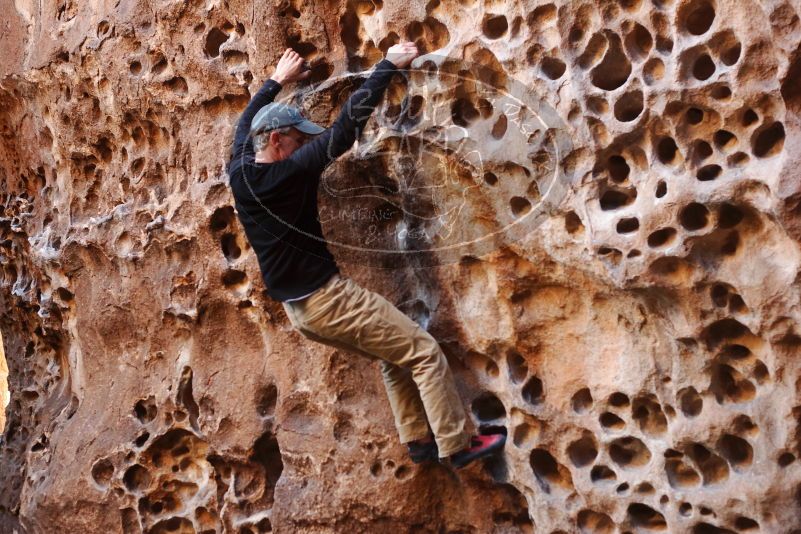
[449, 433, 506, 469]
[407, 438, 439, 464]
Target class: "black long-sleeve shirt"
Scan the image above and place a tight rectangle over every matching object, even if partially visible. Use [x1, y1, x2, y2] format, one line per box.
[227, 59, 398, 301]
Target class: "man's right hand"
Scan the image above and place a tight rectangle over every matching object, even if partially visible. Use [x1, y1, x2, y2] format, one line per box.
[270, 48, 311, 85]
[386, 42, 419, 69]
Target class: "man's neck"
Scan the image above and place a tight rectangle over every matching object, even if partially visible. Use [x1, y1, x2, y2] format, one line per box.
[255, 148, 278, 164]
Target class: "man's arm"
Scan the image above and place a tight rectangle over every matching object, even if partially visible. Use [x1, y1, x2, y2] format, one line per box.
[230, 49, 310, 163]
[290, 42, 419, 175]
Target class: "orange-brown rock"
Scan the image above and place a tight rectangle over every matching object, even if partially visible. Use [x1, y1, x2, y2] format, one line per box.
[2, 0, 801, 532]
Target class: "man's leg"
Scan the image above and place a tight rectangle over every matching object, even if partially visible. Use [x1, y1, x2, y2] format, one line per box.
[283, 275, 469, 457]
[379, 362, 430, 444]
[285, 294, 430, 444]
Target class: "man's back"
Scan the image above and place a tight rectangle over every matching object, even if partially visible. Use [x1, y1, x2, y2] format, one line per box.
[227, 58, 398, 301]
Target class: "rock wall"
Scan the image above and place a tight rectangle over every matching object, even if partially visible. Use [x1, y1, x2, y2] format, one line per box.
[2, 0, 801, 532]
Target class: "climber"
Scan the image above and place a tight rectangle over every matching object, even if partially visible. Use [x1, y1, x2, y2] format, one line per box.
[227, 45, 506, 468]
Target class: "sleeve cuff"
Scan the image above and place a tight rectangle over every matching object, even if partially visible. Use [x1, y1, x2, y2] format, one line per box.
[375, 58, 398, 71]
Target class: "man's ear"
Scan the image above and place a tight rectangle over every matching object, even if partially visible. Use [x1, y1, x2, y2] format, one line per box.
[269, 130, 282, 146]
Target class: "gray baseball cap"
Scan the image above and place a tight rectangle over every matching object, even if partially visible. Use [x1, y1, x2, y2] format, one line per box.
[250, 102, 326, 136]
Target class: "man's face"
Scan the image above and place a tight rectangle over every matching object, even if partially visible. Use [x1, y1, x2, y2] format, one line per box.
[275, 127, 309, 160]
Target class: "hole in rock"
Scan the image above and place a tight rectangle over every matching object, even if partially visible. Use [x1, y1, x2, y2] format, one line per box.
[665, 458, 701, 488]
[647, 227, 676, 248]
[617, 217, 640, 234]
[483, 172, 498, 186]
[250, 431, 284, 487]
[717, 434, 753, 468]
[692, 140, 713, 163]
[577, 510, 615, 533]
[165, 76, 188, 94]
[600, 412, 625, 430]
[628, 503, 667, 530]
[506, 351, 528, 384]
[204, 28, 229, 58]
[687, 442, 730, 484]
[739, 110, 758, 130]
[135, 432, 150, 447]
[686, 107, 704, 125]
[615, 90, 644, 122]
[728, 152, 749, 167]
[567, 433, 598, 467]
[608, 392, 630, 407]
[701, 318, 749, 349]
[752, 121, 785, 158]
[719, 344, 751, 360]
[91, 458, 115, 486]
[713, 130, 737, 151]
[256, 384, 277, 417]
[222, 269, 247, 288]
[655, 180, 667, 198]
[680, 203, 710, 230]
[510, 196, 532, 217]
[571, 388, 592, 413]
[609, 436, 651, 468]
[513, 421, 538, 448]
[679, 387, 703, 416]
[530, 448, 572, 493]
[681, 0, 716, 35]
[607, 155, 630, 183]
[134, 396, 157, 423]
[711, 84, 732, 99]
[729, 294, 747, 313]
[177, 366, 200, 431]
[636, 482, 655, 494]
[451, 98, 479, 127]
[541, 57, 566, 80]
[680, 503, 693, 516]
[657, 137, 680, 164]
[221, 233, 241, 260]
[631, 395, 668, 436]
[643, 58, 665, 85]
[151, 517, 193, 533]
[482, 14, 508, 39]
[591, 32, 632, 91]
[130, 61, 142, 75]
[578, 32, 608, 70]
[600, 188, 637, 210]
[472, 392, 506, 421]
[708, 30, 741, 66]
[123, 464, 151, 492]
[591, 464, 617, 483]
[697, 164, 722, 181]
[491, 114, 507, 139]
[616, 482, 630, 493]
[734, 517, 759, 531]
[693, 54, 716, 81]
[625, 23, 653, 61]
[521, 376, 543, 405]
[210, 206, 235, 232]
[778, 452, 796, 467]
[565, 211, 584, 234]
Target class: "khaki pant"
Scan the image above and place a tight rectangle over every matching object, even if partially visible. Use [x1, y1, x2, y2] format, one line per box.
[282, 274, 469, 457]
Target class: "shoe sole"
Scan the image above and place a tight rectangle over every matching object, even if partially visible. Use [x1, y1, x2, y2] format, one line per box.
[452, 436, 507, 469]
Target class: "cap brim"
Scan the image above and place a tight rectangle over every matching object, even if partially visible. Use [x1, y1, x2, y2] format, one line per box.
[294, 120, 326, 135]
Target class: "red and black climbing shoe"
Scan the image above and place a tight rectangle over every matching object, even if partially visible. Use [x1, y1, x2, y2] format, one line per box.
[407, 438, 439, 464]
[449, 433, 506, 469]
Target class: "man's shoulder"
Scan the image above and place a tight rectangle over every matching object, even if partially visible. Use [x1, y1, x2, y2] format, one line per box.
[227, 158, 302, 197]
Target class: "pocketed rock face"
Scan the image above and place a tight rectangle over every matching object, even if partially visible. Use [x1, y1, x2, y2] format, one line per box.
[2, 0, 801, 532]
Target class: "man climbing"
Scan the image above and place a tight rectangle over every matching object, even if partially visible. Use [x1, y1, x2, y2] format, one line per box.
[227, 44, 505, 468]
